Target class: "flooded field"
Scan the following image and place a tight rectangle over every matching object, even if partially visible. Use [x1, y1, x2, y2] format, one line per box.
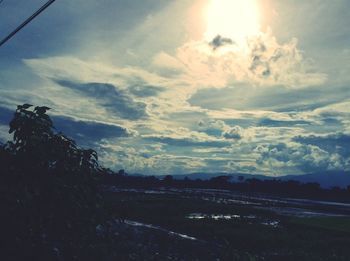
[187, 213, 281, 227]
[106, 186, 350, 218]
[103, 186, 350, 260]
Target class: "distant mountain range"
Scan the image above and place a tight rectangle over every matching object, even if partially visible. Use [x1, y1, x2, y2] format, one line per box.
[168, 171, 350, 188]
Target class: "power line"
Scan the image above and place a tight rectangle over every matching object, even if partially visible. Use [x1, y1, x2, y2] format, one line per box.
[0, 0, 56, 47]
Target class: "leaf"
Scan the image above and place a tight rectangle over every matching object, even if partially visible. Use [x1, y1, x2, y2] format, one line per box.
[17, 104, 32, 110]
[34, 106, 51, 115]
[9, 120, 17, 134]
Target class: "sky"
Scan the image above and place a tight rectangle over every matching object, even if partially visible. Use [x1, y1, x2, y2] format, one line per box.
[0, 0, 350, 176]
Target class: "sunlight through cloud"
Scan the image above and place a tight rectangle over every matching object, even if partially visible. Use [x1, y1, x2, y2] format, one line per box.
[205, 0, 260, 43]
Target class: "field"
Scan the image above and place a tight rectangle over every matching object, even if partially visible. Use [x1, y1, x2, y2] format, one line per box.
[103, 187, 350, 260]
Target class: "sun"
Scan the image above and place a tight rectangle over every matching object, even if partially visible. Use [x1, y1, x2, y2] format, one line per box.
[205, 0, 260, 43]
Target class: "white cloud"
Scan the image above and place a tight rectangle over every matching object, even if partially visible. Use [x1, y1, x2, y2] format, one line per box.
[152, 30, 327, 89]
[151, 51, 186, 76]
[255, 142, 350, 174]
[9, 0, 345, 176]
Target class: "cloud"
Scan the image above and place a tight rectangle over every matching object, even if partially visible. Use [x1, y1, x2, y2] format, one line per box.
[226, 161, 257, 174]
[162, 30, 327, 89]
[257, 118, 310, 127]
[128, 84, 164, 97]
[151, 51, 186, 76]
[222, 126, 243, 140]
[98, 140, 210, 175]
[23, 56, 182, 121]
[197, 119, 244, 140]
[198, 119, 227, 136]
[13, 2, 346, 177]
[293, 133, 350, 158]
[255, 142, 350, 173]
[0, 105, 130, 147]
[54, 80, 148, 120]
[53, 116, 131, 145]
[142, 126, 231, 148]
[24, 56, 169, 91]
[14, 52, 343, 176]
[209, 35, 234, 50]
[189, 83, 350, 117]
[144, 135, 229, 148]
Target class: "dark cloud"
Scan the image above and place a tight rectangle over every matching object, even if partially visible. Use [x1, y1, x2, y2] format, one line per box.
[249, 54, 270, 78]
[209, 35, 234, 50]
[248, 38, 271, 78]
[321, 117, 342, 125]
[223, 119, 259, 128]
[128, 85, 163, 97]
[0, 106, 129, 146]
[200, 128, 222, 137]
[247, 38, 310, 80]
[256, 143, 292, 164]
[293, 133, 350, 157]
[196, 120, 243, 140]
[53, 116, 130, 145]
[197, 119, 226, 137]
[258, 118, 310, 127]
[54, 80, 147, 120]
[222, 126, 243, 140]
[316, 111, 347, 126]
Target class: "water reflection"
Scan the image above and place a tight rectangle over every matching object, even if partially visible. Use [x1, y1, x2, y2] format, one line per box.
[186, 213, 280, 227]
[187, 213, 241, 220]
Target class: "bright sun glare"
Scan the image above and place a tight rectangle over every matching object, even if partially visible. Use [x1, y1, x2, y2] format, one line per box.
[205, 0, 260, 43]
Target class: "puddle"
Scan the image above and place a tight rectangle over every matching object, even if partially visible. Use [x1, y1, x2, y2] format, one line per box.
[186, 213, 280, 227]
[188, 213, 241, 220]
[261, 220, 280, 227]
[104, 187, 173, 195]
[124, 220, 198, 241]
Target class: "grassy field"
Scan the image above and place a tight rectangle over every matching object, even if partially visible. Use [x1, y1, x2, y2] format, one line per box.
[104, 189, 350, 260]
[290, 216, 350, 233]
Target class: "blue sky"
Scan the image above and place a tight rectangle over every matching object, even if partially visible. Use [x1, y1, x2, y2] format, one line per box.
[0, 0, 350, 175]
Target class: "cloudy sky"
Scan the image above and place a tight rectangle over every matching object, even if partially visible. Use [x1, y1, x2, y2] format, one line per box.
[0, 0, 350, 176]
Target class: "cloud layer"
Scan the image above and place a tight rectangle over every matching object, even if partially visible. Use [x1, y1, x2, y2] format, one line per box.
[0, 0, 349, 176]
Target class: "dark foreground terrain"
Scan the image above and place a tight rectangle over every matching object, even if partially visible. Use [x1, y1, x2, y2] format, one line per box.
[102, 186, 350, 260]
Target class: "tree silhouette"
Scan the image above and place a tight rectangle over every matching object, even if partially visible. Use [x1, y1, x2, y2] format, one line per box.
[0, 104, 112, 260]
[6, 104, 99, 174]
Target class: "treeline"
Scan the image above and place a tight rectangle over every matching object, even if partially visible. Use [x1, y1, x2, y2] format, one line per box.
[100, 173, 350, 202]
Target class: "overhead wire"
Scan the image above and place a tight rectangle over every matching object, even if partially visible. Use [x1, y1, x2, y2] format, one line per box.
[0, 0, 56, 47]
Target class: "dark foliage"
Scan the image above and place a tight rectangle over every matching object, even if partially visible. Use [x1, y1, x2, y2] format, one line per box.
[0, 105, 114, 260]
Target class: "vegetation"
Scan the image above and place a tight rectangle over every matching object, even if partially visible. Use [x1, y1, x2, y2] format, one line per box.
[0, 104, 112, 260]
